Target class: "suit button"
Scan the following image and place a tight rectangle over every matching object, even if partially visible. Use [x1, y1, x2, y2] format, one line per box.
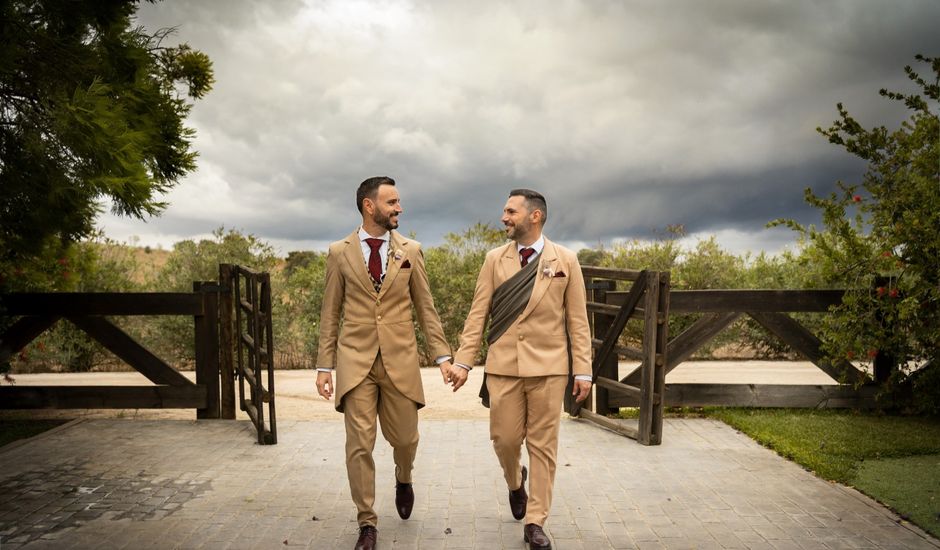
[518, 335, 524, 341]
[377, 315, 383, 321]
[376, 299, 381, 306]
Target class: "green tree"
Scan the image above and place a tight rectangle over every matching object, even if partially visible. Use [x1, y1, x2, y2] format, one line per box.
[0, 0, 213, 281]
[422, 223, 505, 364]
[150, 228, 278, 365]
[773, 55, 940, 413]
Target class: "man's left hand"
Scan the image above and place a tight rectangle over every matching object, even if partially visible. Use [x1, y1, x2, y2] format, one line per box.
[572, 379, 592, 403]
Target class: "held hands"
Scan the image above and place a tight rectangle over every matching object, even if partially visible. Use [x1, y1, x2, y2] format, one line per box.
[316, 371, 334, 400]
[572, 379, 592, 403]
[439, 361, 469, 392]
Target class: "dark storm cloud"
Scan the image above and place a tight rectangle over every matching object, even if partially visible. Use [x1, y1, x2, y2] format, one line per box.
[96, 0, 940, 254]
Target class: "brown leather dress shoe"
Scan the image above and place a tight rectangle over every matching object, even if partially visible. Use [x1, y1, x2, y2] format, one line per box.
[355, 525, 377, 550]
[524, 523, 551, 550]
[395, 481, 414, 519]
[509, 465, 528, 520]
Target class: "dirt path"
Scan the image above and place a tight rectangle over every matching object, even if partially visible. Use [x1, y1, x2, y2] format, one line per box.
[1, 361, 836, 421]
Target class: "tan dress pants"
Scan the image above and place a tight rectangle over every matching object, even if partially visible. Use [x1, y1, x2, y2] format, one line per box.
[486, 373, 568, 526]
[342, 353, 419, 527]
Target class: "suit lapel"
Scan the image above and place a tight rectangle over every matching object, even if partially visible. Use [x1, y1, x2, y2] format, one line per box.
[378, 231, 406, 299]
[519, 238, 558, 320]
[498, 242, 521, 285]
[342, 229, 378, 296]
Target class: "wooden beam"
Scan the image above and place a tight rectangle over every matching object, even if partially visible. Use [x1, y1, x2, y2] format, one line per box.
[577, 409, 639, 440]
[0, 385, 207, 409]
[637, 271, 661, 445]
[747, 311, 868, 384]
[591, 338, 644, 361]
[595, 376, 644, 401]
[608, 383, 879, 408]
[621, 312, 742, 386]
[571, 273, 647, 417]
[0, 316, 60, 361]
[195, 281, 220, 419]
[1, 293, 203, 316]
[667, 289, 845, 313]
[219, 264, 236, 420]
[581, 266, 643, 281]
[66, 316, 193, 387]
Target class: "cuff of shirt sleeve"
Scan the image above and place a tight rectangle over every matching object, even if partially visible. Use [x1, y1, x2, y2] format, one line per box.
[454, 363, 472, 371]
[434, 355, 453, 365]
[574, 375, 592, 382]
[316, 367, 333, 373]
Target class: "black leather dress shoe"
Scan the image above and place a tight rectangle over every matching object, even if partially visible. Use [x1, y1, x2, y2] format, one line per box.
[355, 525, 377, 550]
[524, 523, 551, 550]
[509, 465, 528, 520]
[395, 481, 414, 519]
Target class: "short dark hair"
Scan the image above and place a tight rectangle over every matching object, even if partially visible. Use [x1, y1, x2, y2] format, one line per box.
[356, 176, 395, 213]
[509, 188, 548, 224]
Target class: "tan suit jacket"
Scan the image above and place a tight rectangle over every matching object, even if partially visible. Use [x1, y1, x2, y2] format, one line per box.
[317, 229, 451, 411]
[454, 238, 591, 377]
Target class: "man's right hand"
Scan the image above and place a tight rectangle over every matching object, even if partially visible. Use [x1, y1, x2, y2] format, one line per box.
[316, 371, 334, 400]
[449, 365, 469, 392]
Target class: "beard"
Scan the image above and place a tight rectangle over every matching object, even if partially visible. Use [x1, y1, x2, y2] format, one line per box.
[374, 210, 399, 231]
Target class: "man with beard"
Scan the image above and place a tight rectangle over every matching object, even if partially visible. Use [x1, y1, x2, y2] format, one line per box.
[449, 189, 592, 550]
[316, 176, 455, 550]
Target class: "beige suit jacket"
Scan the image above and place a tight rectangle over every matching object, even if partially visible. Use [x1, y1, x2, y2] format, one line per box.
[454, 238, 592, 378]
[317, 229, 451, 411]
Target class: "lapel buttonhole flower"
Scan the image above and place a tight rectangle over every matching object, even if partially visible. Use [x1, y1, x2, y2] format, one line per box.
[394, 249, 403, 262]
[541, 264, 555, 278]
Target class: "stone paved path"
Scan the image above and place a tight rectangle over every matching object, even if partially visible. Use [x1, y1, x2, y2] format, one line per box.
[0, 418, 936, 549]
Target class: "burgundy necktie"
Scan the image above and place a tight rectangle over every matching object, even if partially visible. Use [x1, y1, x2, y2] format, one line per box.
[365, 238, 384, 287]
[519, 247, 535, 267]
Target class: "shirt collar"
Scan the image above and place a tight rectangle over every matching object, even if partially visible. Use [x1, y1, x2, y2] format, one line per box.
[517, 234, 545, 255]
[359, 227, 390, 242]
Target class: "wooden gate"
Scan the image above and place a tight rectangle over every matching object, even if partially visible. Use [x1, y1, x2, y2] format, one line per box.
[0, 288, 220, 417]
[220, 264, 277, 445]
[566, 268, 670, 446]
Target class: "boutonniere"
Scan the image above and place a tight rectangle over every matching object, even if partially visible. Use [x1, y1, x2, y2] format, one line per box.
[541, 264, 556, 278]
[394, 249, 404, 262]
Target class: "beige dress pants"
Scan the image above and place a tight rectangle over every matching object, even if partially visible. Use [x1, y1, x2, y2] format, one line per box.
[486, 373, 568, 526]
[342, 353, 419, 527]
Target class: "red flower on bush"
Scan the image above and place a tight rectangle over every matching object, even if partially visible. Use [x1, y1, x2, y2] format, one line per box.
[846, 351, 856, 360]
[62, 271, 71, 280]
[889, 288, 899, 298]
[876, 286, 886, 297]
[57, 258, 68, 266]
[867, 349, 879, 359]
[853, 195, 862, 202]
[881, 251, 892, 258]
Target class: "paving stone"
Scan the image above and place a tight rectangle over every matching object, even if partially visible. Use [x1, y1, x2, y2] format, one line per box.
[0, 418, 936, 549]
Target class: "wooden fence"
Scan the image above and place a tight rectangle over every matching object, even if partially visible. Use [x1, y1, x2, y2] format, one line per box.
[0, 288, 219, 417]
[0, 265, 279, 444]
[589, 285, 879, 412]
[565, 267, 670, 446]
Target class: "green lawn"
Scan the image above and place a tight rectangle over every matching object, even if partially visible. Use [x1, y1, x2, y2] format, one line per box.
[0, 419, 71, 449]
[660, 408, 940, 538]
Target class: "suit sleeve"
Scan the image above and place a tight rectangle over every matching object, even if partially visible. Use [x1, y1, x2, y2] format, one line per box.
[564, 253, 593, 377]
[409, 245, 452, 360]
[316, 247, 344, 370]
[454, 251, 497, 367]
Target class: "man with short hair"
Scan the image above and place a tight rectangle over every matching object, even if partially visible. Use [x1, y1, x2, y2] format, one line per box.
[449, 189, 593, 550]
[316, 176, 455, 550]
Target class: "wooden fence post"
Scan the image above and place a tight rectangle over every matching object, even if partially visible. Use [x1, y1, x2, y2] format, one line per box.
[194, 281, 220, 419]
[219, 264, 236, 419]
[637, 271, 661, 445]
[593, 279, 618, 414]
[650, 272, 670, 445]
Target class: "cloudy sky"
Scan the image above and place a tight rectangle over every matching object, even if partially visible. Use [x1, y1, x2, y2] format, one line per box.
[98, 0, 940, 256]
